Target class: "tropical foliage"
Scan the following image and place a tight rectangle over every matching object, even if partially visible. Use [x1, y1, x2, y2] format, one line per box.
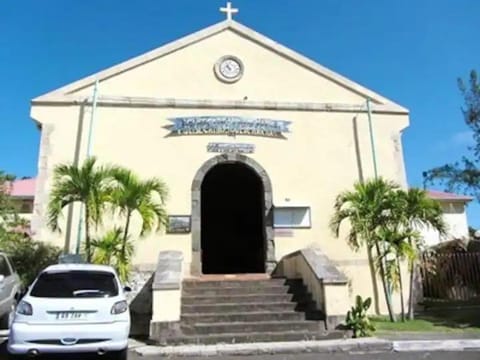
[423, 70, 480, 199]
[331, 178, 399, 320]
[345, 295, 375, 338]
[331, 178, 446, 322]
[0, 170, 61, 286]
[110, 168, 168, 262]
[47, 157, 169, 281]
[91, 227, 134, 282]
[1, 234, 61, 286]
[391, 188, 446, 320]
[47, 157, 117, 262]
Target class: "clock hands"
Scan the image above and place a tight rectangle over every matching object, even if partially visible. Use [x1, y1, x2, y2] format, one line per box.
[215, 56, 243, 82]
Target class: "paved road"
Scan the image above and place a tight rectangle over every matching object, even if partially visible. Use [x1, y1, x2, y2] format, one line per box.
[132, 352, 480, 360]
[0, 339, 138, 359]
[2, 339, 479, 359]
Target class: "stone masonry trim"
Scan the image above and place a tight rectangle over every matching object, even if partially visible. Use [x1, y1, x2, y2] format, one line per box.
[302, 248, 348, 284]
[152, 250, 183, 290]
[190, 154, 275, 275]
[32, 95, 408, 115]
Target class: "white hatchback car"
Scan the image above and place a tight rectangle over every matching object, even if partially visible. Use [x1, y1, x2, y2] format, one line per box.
[7, 263, 130, 359]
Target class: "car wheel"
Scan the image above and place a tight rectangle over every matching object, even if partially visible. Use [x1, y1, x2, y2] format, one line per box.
[110, 348, 127, 360]
[0, 300, 16, 329]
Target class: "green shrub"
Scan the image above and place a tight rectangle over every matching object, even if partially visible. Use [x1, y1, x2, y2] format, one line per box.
[346, 295, 376, 338]
[1, 235, 61, 286]
[91, 227, 134, 283]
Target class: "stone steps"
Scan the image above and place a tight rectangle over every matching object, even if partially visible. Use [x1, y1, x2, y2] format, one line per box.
[182, 293, 295, 304]
[151, 277, 344, 345]
[181, 311, 305, 323]
[182, 301, 299, 313]
[182, 320, 323, 335]
[182, 285, 290, 296]
[166, 330, 345, 345]
[183, 278, 288, 288]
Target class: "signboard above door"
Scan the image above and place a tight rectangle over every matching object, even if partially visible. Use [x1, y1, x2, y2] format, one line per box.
[207, 142, 255, 154]
[167, 116, 291, 138]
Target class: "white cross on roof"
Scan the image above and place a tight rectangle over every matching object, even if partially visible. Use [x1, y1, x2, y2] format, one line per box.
[220, 2, 239, 21]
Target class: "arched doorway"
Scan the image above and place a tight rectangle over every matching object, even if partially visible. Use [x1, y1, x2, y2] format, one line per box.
[191, 154, 275, 275]
[201, 163, 265, 274]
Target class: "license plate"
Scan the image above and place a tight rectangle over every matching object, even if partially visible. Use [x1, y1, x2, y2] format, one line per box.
[55, 312, 88, 320]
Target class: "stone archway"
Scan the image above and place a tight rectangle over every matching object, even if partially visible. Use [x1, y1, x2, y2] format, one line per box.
[191, 153, 275, 275]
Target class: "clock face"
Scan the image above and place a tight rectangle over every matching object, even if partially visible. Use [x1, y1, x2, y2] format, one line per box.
[220, 59, 241, 79]
[215, 56, 243, 83]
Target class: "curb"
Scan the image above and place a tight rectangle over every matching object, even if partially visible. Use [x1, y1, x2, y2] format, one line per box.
[133, 338, 393, 356]
[393, 339, 480, 352]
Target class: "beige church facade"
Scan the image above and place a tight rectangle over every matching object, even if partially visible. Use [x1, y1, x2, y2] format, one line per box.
[30, 19, 410, 317]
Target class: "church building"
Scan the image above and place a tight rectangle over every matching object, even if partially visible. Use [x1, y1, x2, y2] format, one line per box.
[29, 3, 410, 342]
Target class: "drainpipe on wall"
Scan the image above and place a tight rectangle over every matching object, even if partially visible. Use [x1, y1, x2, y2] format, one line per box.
[75, 80, 99, 256]
[366, 98, 378, 178]
[366, 98, 394, 308]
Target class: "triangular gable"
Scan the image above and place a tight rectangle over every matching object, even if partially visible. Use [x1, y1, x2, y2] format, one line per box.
[33, 20, 407, 112]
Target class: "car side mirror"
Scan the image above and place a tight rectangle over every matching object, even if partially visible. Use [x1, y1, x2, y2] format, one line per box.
[0, 275, 5, 283]
[123, 286, 132, 292]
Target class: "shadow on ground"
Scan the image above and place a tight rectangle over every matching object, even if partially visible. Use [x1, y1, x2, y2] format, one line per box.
[129, 273, 153, 338]
[418, 306, 480, 329]
[0, 341, 125, 360]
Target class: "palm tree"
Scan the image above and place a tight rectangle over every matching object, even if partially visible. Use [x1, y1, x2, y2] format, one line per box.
[330, 178, 399, 321]
[91, 227, 124, 266]
[110, 168, 169, 261]
[396, 188, 446, 319]
[91, 227, 134, 282]
[378, 225, 417, 321]
[47, 157, 116, 262]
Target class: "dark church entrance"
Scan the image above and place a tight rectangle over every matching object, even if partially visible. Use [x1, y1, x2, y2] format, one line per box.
[201, 163, 266, 274]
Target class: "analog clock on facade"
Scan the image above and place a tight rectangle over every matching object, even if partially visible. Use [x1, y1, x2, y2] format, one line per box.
[214, 55, 244, 83]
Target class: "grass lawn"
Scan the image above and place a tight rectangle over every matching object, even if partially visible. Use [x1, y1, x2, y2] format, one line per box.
[371, 309, 480, 333]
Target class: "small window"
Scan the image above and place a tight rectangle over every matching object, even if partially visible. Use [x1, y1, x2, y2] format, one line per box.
[31, 271, 118, 298]
[0, 255, 12, 277]
[20, 200, 33, 213]
[274, 206, 311, 228]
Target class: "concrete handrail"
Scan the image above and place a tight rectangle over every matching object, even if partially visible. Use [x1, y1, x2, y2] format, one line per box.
[275, 247, 349, 329]
[152, 250, 183, 290]
[151, 251, 183, 324]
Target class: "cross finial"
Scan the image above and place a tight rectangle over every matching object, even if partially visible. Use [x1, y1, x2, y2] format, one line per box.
[220, 2, 238, 21]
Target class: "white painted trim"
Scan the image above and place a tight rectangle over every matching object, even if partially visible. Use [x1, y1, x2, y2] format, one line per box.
[31, 95, 409, 115]
[32, 20, 408, 113]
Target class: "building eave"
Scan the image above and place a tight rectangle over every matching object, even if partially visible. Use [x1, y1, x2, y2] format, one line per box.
[427, 190, 474, 203]
[32, 20, 408, 113]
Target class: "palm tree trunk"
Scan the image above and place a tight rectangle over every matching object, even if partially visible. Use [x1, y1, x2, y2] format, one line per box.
[367, 245, 381, 315]
[408, 258, 416, 320]
[121, 211, 131, 259]
[397, 256, 405, 321]
[85, 206, 91, 263]
[373, 239, 396, 322]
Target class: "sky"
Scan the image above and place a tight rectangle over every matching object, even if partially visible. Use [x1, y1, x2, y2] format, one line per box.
[0, 0, 479, 224]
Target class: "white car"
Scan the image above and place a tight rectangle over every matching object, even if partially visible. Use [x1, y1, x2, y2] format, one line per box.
[7, 263, 130, 359]
[0, 252, 22, 329]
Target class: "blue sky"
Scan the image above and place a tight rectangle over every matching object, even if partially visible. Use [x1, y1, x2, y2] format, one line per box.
[1, 1, 479, 224]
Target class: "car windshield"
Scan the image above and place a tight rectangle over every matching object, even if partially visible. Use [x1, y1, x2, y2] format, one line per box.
[30, 270, 118, 298]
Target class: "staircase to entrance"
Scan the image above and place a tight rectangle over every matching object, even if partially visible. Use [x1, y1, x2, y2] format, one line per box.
[153, 276, 345, 345]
